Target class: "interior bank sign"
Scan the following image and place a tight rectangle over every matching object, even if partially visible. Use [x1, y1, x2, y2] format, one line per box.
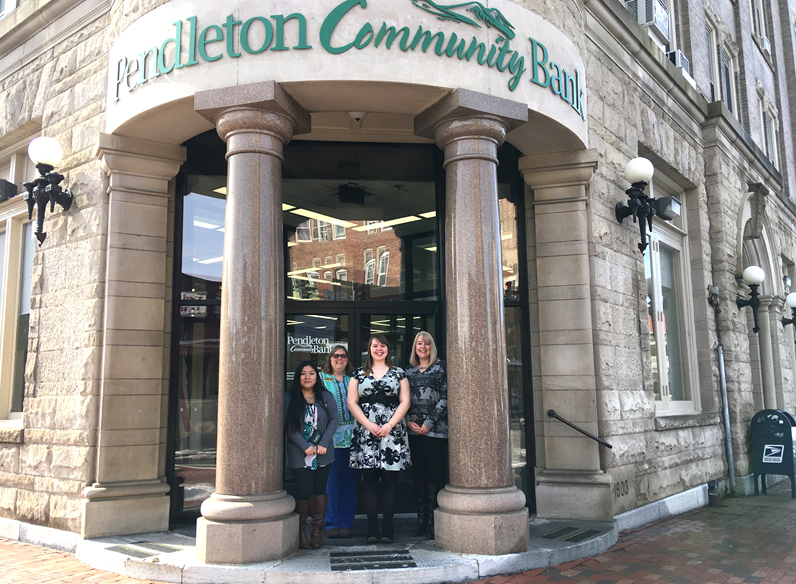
[112, 0, 586, 120]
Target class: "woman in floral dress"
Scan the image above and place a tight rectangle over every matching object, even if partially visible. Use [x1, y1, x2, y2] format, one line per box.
[347, 334, 411, 544]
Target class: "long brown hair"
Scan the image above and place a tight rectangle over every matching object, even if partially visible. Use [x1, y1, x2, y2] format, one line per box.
[321, 345, 354, 375]
[362, 334, 395, 375]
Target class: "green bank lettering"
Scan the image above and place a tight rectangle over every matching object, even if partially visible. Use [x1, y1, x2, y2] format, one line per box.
[111, 0, 585, 121]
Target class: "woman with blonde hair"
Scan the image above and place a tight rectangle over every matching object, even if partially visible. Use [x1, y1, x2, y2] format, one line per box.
[348, 334, 411, 543]
[319, 345, 357, 538]
[405, 331, 447, 539]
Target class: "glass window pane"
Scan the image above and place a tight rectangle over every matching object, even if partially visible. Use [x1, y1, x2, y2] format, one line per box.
[505, 306, 526, 493]
[286, 315, 349, 389]
[181, 190, 225, 297]
[284, 180, 438, 301]
[175, 307, 220, 511]
[500, 185, 520, 302]
[11, 222, 34, 413]
[645, 250, 662, 401]
[659, 243, 689, 401]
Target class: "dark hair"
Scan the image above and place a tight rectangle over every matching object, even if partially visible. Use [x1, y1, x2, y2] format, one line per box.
[363, 334, 395, 375]
[321, 345, 354, 376]
[286, 361, 328, 434]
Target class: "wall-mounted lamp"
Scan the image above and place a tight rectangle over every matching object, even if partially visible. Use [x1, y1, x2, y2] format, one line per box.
[782, 293, 796, 328]
[23, 137, 74, 245]
[736, 266, 765, 333]
[615, 157, 682, 254]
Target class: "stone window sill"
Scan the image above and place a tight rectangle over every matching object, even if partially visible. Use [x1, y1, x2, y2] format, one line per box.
[0, 420, 23, 443]
[654, 412, 721, 431]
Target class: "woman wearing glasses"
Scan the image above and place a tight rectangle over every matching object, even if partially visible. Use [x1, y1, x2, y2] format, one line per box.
[405, 331, 447, 539]
[319, 345, 357, 539]
[348, 334, 412, 544]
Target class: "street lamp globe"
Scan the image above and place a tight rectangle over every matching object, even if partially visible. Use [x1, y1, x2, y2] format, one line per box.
[625, 157, 654, 184]
[28, 137, 63, 167]
[787, 293, 796, 308]
[742, 266, 765, 286]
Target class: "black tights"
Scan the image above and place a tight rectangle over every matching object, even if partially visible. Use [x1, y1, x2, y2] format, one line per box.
[361, 468, 398, 530]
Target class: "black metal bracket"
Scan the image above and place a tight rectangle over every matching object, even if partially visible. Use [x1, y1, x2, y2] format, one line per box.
[547, 409, 613, 449]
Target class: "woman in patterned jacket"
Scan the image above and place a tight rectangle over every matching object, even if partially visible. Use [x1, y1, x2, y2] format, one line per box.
[405, 331, 447, 539]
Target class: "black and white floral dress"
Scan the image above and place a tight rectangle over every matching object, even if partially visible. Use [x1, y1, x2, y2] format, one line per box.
[349, 367, 412, 471]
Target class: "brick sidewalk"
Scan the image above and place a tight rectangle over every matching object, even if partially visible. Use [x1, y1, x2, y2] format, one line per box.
[0, 539, 159, 584]
[471, 481, 796, 584]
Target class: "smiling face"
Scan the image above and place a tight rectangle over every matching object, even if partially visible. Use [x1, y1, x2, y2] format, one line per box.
[415, 337, 431, 362]
[300, 365, 317, 390]
[369, 338, 389, 363]
[330, 349, 349, 374]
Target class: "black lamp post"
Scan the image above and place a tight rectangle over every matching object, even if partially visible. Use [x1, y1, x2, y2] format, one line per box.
[616, 157, 682, 254]
[23, 137, 73, 245]
[736, 266, 765, 333]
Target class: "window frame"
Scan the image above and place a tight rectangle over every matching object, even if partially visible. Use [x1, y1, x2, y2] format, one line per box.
[377, 250, 390, 287]
[0, 202, 34, 423]
[646, 179, 700, 415]
[759, 98, 780, 169]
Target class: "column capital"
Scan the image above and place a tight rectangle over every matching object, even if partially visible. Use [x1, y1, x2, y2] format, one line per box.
[96, 133, 186, 188]
[414, 88, 527, 143]
[519, 149, 599, 189]
[195, 80, 311, 144]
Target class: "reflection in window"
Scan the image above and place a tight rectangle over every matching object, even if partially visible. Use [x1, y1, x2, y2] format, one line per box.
[283, 179, 438, 302]
[11, 222, 33, 413]
[377, 251, 390, 287]
[296, 221, 311, 242]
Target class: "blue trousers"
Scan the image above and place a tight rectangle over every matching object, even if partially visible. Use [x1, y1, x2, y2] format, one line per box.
[324, 447, 358, 530]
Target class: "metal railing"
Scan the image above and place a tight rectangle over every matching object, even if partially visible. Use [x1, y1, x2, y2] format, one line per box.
[547, 410, 613, 449]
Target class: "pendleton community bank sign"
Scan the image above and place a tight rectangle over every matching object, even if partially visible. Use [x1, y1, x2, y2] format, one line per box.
[110, 0, 586, 121]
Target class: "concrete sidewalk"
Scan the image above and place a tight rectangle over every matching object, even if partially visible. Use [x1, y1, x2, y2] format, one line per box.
[1, 482, 793, 583]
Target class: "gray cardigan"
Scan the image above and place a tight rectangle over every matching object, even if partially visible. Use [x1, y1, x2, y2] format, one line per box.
[284, 390, 339, 469]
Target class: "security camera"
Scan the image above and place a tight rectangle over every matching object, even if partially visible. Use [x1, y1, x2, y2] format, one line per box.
[347, 111, 368, 123]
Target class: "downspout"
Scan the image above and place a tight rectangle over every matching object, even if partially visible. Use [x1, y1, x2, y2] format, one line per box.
[709, 285, 736, 494]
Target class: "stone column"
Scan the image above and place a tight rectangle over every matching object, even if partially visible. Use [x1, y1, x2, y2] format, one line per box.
[415, 89, 529, 556]
[85, 135, 186, 538]
[519, 150, 613, 522]
[194, 81, 310, 564]
[757, 297, 777, 409]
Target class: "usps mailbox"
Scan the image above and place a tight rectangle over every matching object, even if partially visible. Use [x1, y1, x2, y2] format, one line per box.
[751, 409, 796, 498]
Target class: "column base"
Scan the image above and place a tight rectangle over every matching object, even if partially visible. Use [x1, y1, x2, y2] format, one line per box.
[82, 492, 170, 539]
[435, 485, 529, 555]
[535, 470, 613, 521]
[196, 514, 298, 564]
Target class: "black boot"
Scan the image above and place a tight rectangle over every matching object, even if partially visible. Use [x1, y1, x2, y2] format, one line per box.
[427, 484, 441, 539]
[366, 516, 379, 544]
[381, 516, 394, 544]
[412, 482, 428, 537]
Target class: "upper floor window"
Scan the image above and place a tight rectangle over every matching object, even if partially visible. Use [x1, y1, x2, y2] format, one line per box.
[760, 103, 779, 169]
[751, 0, 767, 39]
[0, 0, 18, 20]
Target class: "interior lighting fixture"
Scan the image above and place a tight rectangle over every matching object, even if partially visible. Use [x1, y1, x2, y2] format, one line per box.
[352, 215, 422, 231]
[615, 157, 681, 254]
[23, 137, 74, 245]
[736, 266, 765, 333]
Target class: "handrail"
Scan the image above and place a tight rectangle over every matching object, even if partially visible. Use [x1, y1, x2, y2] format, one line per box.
[547, 410, 613, 449]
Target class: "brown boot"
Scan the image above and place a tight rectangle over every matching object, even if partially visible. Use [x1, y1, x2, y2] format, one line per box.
[310, 494, 328, 549]
[295, 499, 311, 549]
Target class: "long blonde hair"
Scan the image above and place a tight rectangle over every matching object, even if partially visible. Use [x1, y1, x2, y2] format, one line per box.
[363, 334, 395, 375]
[409, 331, 439, 367]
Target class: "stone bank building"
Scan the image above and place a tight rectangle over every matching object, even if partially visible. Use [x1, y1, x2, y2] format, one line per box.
[0, 0, 795, 565]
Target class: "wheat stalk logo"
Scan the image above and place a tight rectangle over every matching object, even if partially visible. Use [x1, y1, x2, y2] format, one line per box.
[411, 0, 516, 40]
